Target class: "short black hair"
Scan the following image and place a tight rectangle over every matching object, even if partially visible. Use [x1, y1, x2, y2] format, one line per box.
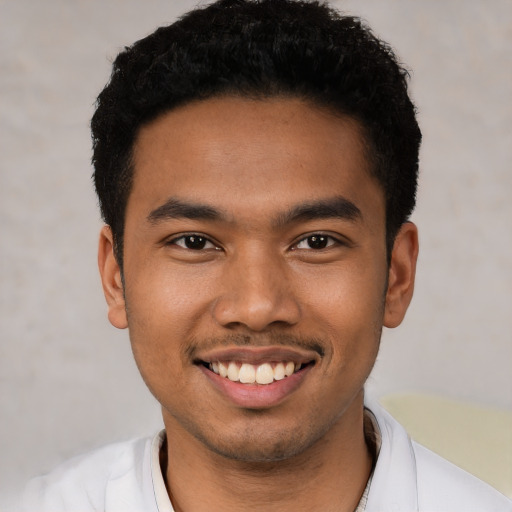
[92, 0, 421, 269]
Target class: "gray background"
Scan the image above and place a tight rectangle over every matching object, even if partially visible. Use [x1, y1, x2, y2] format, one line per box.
[1, 0, 511, 496]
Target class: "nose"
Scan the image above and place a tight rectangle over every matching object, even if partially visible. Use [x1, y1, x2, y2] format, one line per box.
[212, 247, 301, 332]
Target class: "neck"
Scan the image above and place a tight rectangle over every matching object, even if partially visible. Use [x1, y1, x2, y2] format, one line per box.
[161, 394, 373, 512]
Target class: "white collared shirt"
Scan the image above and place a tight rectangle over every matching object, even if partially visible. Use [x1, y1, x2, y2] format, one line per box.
[22, 400, 512, 511]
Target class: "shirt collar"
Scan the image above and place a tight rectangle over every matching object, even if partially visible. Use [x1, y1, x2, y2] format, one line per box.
[149, 402, 417, 512]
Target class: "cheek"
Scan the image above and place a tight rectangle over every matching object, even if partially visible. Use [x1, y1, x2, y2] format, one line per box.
[123, 265, 216, 384]
[126, 262, 215, 331]
[298, 262, 386, 359]
[300, 256, 387, 315]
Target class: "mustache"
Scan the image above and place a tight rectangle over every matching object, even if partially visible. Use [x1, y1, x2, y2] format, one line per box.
[185, 333, 326, 359]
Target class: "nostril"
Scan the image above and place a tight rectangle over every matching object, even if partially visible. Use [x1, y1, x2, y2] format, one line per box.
[212, 295, 301, 332]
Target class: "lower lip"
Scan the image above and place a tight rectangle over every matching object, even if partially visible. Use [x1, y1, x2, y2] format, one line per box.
[199, 364, 312, 409]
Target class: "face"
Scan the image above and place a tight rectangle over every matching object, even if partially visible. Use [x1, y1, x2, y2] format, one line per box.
[99, 97, 417, 462]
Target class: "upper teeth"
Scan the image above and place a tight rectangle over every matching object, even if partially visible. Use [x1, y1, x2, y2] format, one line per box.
[209, 361, 302, 385]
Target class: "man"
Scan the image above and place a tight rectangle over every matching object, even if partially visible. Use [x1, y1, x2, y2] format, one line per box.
[22, 0, 512, 511]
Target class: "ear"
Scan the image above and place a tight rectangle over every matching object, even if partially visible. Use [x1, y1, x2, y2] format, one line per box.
[383, 222, 419, 328]
[98, 225, 128, 329]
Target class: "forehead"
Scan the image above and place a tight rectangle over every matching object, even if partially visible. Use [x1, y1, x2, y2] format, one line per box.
[128, 96, 384, 226]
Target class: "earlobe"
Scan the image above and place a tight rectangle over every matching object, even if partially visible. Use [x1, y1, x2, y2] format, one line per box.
[383, 222, 419, 328]
[98, 225, 128, 329]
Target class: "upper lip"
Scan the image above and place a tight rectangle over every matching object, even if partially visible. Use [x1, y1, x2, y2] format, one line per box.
[194, 346, 320, 366]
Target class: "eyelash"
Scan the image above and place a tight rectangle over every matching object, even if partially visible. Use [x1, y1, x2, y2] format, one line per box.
[167, 233, 344, 251]
[293, 233, 343, 251]
[168, 234, 219, 251]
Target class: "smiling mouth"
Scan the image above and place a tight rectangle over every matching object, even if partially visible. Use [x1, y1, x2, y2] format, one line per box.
[203, 360, 313, 385]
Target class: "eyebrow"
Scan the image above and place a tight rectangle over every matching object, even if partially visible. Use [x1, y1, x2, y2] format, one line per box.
[273, 196, 362, 227]
[147, 195, 362, 226]
[147, 197, 224, 224]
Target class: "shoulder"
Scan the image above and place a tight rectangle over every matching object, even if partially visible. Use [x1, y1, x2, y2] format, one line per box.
[413, 441, 512, 511]
[365, 400, 512, 512]
[22, 435, 154, 512]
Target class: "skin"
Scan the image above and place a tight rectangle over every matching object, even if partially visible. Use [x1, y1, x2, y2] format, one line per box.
[98, 96, 418, 512]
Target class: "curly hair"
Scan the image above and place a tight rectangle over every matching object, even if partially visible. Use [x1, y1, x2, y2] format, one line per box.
[91, 0, 421, 269]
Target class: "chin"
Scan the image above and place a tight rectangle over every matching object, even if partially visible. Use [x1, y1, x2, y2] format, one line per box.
[192, 417, 333, 464]
[210, 439, 304, 463]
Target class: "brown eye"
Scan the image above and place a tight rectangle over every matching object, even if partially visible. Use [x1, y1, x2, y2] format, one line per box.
[295, 234, 336, 250]
[185, 235, 207, 249]
[306, 235, 328, 249]
[172, 235, 216, 250]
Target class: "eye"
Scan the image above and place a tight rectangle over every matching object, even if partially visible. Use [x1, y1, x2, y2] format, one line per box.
[294, 234, 338, 250]
[170, 234, 218, 250]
